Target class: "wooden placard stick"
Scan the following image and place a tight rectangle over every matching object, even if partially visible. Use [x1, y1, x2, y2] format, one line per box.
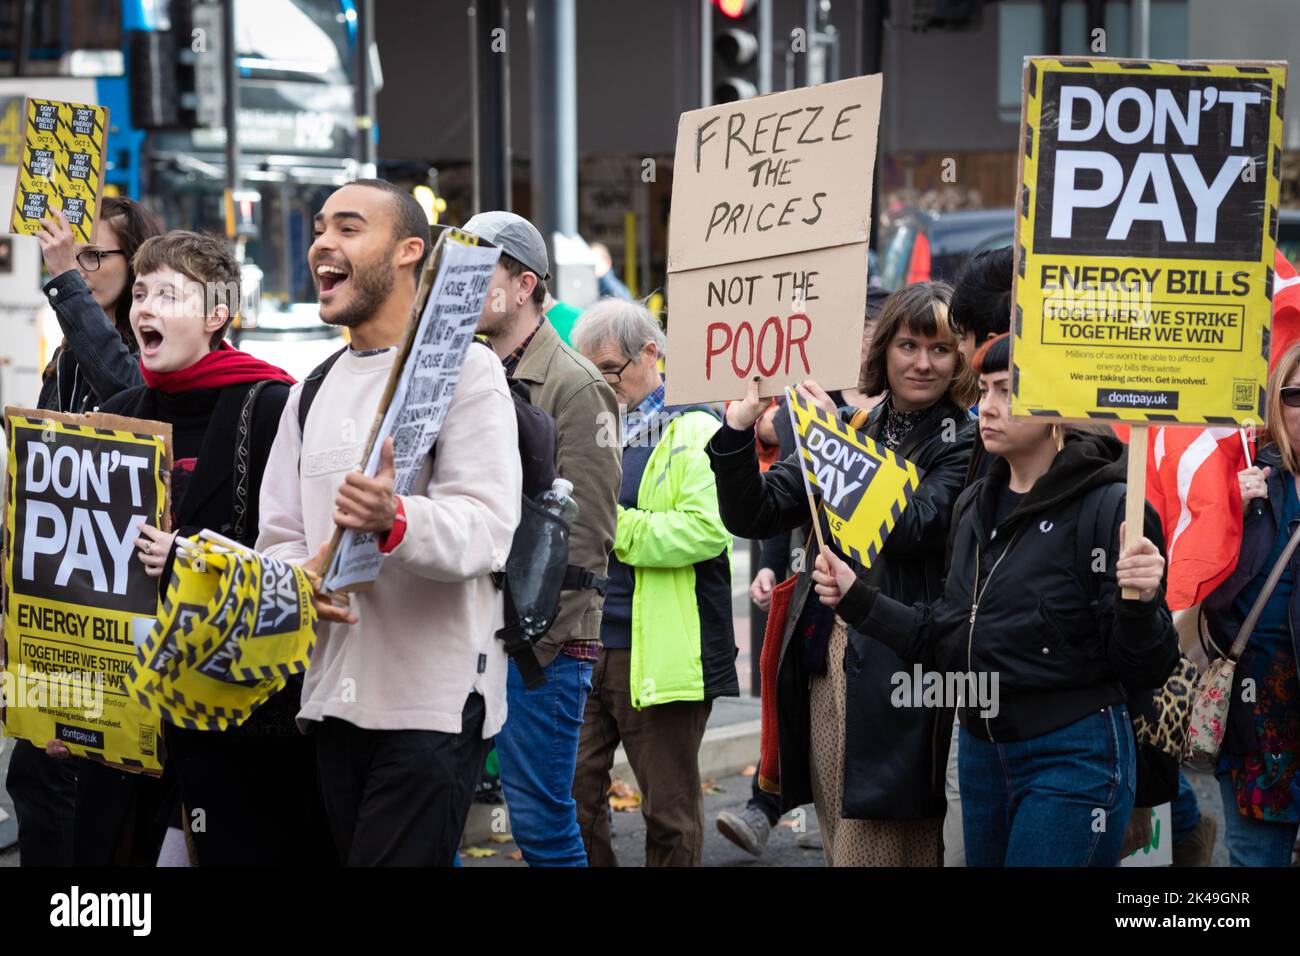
[1122, 423, 1148, 601]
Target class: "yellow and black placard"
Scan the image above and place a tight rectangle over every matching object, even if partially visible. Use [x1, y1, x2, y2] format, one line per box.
[2, 408, 171, 774]
[129, 539, 317, 731]
[1011, 58, 1287, 425]
[8, 97, 109, 244]
[786, 388, 921, 568]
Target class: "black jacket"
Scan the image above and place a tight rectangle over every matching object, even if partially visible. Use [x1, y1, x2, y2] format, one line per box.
[709, 395, 976, 819]
[100, 380, 294, 734]
[37, 270, 143, 413]
[840, 431, 1180, 743]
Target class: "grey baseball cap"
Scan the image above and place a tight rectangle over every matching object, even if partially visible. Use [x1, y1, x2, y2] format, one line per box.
[462, 210, 551, 281]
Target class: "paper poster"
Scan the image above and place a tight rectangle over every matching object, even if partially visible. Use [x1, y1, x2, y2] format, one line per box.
[666, 74, 882, 405]
[786, 388, 920, 568]
[2, 409, 170, 774]
[323, 231, 501, 592]
[1010, 57, 1287, 425]
[9, 98, 110, 243]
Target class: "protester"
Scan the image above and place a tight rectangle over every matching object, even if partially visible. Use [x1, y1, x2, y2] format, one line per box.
[591, 241, 633, 301]
[1202, 342, 1300, 866]
[813, 333, 1180, 866]
[257, 180, 522, 866]
[467, 210, 621, 867]
[4, 197, 162, 867]
[79, 229, 334, 866]
[949, 246, 1014, 359]
[719, 284, 889, 859]
[34, 197, 160, 412]
[570, 299, 736, 866]
[942, 245, 1014, 864]
[708, 282, 977, 866]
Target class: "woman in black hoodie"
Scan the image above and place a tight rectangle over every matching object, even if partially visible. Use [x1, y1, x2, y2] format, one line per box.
[813, 335, 1180, 866]
[709, 282, 977, 866]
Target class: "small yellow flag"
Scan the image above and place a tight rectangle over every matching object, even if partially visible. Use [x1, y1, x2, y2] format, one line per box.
[786, 388, 922, 567]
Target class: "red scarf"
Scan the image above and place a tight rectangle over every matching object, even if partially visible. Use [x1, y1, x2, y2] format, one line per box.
[141, 342, 296, 392]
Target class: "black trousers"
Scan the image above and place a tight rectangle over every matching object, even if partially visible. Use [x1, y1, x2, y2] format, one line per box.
[166, 724, 336, 866]
[314, 693, 490, 866]
[72, 758, 170, 867]
[749, 757, 783, 827]
[5, 739, 77, 866]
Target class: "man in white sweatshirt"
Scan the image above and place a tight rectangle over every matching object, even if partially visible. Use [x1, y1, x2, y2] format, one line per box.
[256, 179, 521, 866]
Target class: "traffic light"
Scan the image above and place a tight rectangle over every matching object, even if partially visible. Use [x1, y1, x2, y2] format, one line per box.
[712, 0, 761, 104]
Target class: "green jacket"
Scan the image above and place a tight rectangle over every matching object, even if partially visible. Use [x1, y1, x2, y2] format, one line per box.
[619, 408, 738, 708]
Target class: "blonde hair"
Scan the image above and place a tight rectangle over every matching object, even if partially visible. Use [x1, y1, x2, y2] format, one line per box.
[1263, 341, 1300, 474]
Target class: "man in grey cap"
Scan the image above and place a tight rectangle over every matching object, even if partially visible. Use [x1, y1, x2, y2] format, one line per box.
[466, 210, 621, 867]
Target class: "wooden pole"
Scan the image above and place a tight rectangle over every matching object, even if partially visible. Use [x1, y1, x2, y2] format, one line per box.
[806, 490, 827, 555]
[1122, 423, 1149, 600]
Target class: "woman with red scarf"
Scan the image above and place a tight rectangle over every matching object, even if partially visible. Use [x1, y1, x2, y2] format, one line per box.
[55, 231, 333, 865]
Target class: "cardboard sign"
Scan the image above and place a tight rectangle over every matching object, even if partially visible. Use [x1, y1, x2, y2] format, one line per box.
[2, 409, 170, 774]
[321, 228, 501, 593]
[1011, 58, 1287, 425]
[666, 74, 882, 405]
[786, 388, 920, 568]
[9, 98, 110, 244]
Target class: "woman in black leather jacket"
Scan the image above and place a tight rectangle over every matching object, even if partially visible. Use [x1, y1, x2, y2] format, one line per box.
[708, 282, 976, 866]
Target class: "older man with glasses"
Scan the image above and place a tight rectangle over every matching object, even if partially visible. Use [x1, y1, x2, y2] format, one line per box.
[570, 299, 738, 867]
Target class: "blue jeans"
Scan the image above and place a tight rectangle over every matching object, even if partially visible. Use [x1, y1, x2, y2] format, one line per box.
[959, 704, 1136, 866]
[1171, 772, 1201, 842]
[495, 653, 593, 867]
[1217, 775, 1300, 867]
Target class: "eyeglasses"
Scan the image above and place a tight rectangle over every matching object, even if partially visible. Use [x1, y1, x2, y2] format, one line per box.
[1281, 386, 1300, 408]
[600, 357, 634, 385]
[76, 249, 125, 272]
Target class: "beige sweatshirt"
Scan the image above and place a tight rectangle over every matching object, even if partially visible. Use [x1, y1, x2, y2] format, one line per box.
[255, 345, 521, 736]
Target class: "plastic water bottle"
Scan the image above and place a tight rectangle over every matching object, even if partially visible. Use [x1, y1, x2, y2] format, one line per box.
[514, 479, 580, 638]
[540, 478, 580, 526]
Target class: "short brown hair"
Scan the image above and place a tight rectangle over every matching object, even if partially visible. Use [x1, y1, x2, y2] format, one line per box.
[133, 230, 241, 348]
[860, 281, 976, 408]
[501, 252, 548, 307]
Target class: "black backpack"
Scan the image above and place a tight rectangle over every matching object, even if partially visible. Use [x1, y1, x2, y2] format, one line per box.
[297, 343, 606, 688]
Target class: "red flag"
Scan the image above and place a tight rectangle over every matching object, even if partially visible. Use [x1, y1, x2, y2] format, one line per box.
[1144, 427, 1245, 610]
[1271, 248, 1300, 371]
[1112, 252, 1298, 608]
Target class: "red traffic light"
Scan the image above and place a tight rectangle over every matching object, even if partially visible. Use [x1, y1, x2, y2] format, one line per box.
[713, 0, 755, 18]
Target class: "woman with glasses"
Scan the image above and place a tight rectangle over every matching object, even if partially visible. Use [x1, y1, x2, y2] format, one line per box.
[7, 197, 163, 869]
[1202, 341, 1300, 866]
[34, 197, 163, 412]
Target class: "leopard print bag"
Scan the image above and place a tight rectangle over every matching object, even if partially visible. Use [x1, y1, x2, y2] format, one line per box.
[1131, 655, 1198, 759]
